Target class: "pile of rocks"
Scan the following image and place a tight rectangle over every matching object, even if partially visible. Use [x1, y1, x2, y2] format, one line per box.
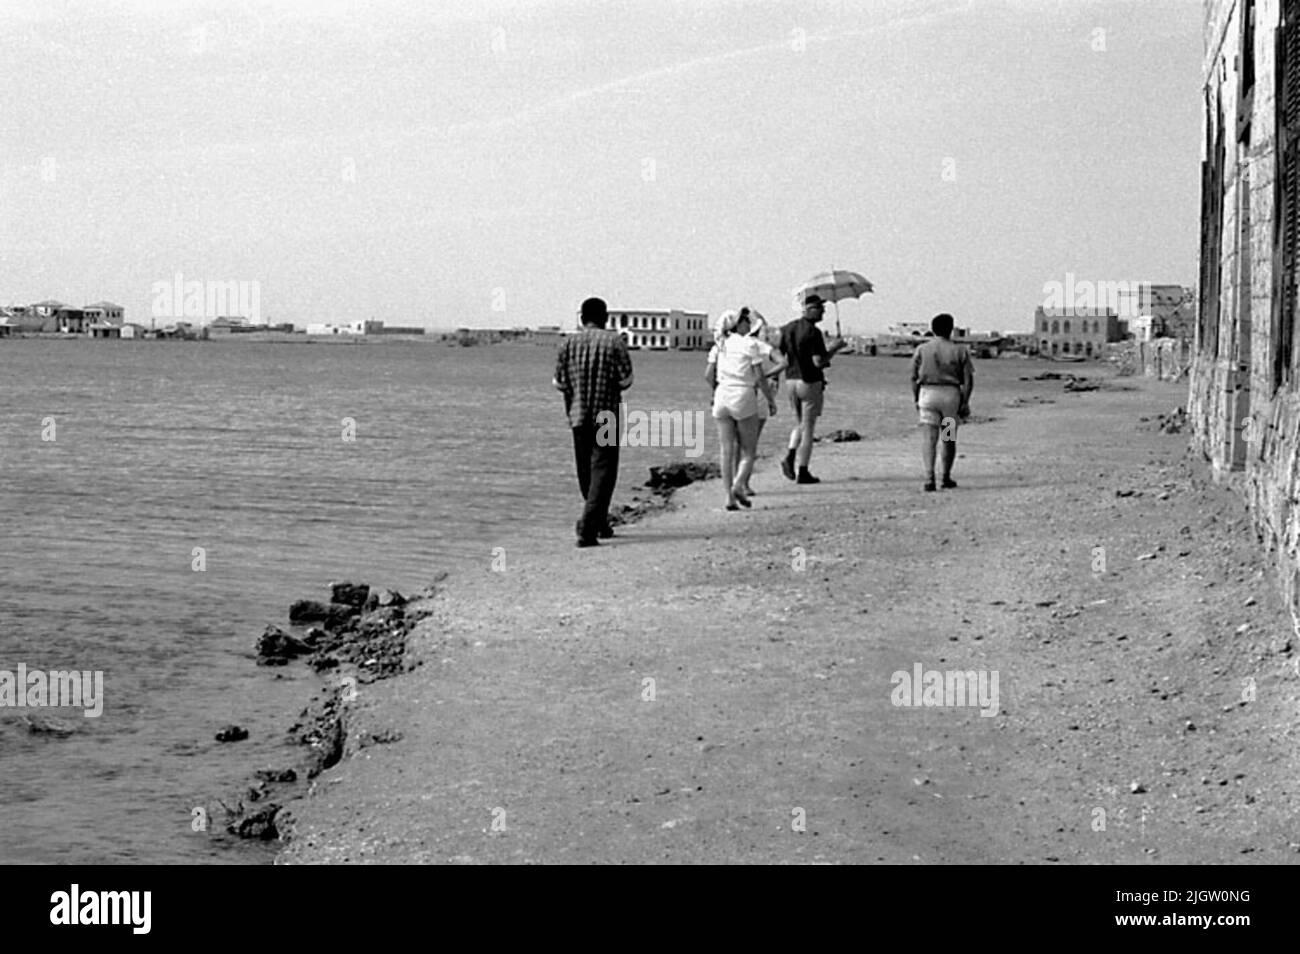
[257, 581, 421, 679]
[217, 576, 441, 842]
[610, 461, 723, 527]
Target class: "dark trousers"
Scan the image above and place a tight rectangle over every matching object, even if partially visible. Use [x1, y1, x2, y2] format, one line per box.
[571, 422, 619, 541]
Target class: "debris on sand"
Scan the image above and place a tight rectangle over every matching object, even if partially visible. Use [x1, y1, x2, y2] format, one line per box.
[816, 428, 862, 443]
[1020, 372, 1076, 381]
[21, 714, 77, 738]
[610, 461, 723, 527]
[1155, 407, 1188, 434]
[644, 461, 721, 490]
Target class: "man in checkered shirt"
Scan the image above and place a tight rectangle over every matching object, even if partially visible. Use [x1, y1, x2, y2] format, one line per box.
[552, 297, 634, 547]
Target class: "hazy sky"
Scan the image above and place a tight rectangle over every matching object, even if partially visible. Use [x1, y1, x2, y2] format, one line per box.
[0, 0, 1201, 334]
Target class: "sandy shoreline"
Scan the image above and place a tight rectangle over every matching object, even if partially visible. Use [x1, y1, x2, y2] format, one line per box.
[274, 368, 1300, 864]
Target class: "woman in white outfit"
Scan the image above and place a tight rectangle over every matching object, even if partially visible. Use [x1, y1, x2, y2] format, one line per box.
[707, 309, 777, 510]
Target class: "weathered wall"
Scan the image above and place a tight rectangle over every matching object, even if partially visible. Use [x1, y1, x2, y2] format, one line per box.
[1194, 0, 1300, 615]
[1141, 339, 1194, 380]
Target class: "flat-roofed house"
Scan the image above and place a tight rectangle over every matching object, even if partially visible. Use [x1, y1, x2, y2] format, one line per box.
[607, 308, 710, 350]
[1032, 306, 1125, 358]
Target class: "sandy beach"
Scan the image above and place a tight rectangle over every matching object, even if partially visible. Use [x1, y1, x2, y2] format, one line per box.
[276, 367, 1300, 864]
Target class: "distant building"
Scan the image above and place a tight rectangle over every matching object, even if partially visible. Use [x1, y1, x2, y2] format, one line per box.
[606, 308, 709, 350]
[207, 316, 253, 334]
[1033, 306, 1125, 358]
[3, 299, 125, 334]
[55, 308, 88, 334]
[157, 321, 198, 339]
[3, 301, 65, 332]
[1142, 284, 1195, 339]
[1109, 284, 1195, 341]
[31, 299, 66, 319]
[1007, 332, 1040, 354]
[1130, 315, 1160, 343]
[887, 320, 968, 339]
[82, 301, 124, 325]
[305, 319, 391, 335]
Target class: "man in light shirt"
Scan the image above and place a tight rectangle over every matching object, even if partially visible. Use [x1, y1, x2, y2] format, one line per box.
[910, 313, 973, 492]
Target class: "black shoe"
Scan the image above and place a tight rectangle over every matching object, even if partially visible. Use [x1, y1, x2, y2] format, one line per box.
[941, 478, 957, 489]
[796, 468, 820, 484]
[576, 537, 600, 548]
[923, 480, 936, 492]
[780, 453, 796, 481]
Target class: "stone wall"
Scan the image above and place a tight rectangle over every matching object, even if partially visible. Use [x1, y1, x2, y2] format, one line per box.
[1192, 0, 1300, 619]
[1131, 338, 1194, 381]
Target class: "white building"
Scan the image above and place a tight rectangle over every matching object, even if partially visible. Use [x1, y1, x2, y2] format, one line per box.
[605, 308, 709, 350]
[305, 319, 382, 335]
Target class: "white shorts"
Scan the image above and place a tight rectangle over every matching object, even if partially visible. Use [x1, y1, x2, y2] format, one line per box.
[917, 385, 962, 427]
[712, 383, 758, 421]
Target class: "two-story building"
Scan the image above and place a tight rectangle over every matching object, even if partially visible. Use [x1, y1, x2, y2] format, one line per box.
[1033, 306, 1126, 358]
[606, 308, 709, 350]
[82, 301, 125, 325]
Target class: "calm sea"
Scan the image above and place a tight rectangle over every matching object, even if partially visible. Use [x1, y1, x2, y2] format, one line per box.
[0, 336, 923, 864]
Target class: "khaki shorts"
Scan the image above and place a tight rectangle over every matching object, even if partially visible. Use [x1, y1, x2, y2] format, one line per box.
[787, 379, 824, 419]
[917, 385, 962, 427]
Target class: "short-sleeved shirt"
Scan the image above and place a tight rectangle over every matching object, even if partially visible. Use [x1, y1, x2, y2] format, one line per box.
[910, 337, 973, 390]
[779, 318, 829, 383]
[709, 338, 780, 386]
[712, 334, 765, 389]
[554, 328, 633, 428]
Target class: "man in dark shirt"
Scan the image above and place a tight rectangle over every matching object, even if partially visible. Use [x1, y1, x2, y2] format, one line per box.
[778, 295, 845, 484]
[553, 297, 634, 547]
